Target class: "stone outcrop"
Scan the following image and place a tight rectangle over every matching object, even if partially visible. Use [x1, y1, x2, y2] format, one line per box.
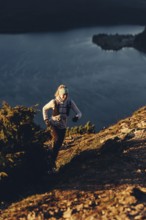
[92, 27, 146, 52]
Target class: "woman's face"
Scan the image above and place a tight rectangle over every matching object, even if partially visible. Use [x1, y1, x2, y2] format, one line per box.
[60, 93, 68, 101]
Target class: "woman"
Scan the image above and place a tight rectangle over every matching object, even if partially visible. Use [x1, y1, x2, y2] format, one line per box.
[42, 84, 82, 172]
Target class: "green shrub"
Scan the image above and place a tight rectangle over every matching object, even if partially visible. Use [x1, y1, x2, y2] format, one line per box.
[66, 121, 95, 136]
[0, 102, 48, 186]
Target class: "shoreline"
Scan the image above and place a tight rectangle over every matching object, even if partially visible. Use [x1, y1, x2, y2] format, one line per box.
[0, 22, 145, 34]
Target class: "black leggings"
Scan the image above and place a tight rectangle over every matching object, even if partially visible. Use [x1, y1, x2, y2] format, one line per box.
[51, 126, 66, 166]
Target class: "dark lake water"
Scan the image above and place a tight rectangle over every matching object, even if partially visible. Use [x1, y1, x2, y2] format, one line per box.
[0, 25, 145, 131]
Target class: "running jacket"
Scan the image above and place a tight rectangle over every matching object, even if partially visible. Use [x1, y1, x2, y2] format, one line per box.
[42, 96, 82, 129]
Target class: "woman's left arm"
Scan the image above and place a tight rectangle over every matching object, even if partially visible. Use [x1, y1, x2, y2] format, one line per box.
[71, 100, 82, 119]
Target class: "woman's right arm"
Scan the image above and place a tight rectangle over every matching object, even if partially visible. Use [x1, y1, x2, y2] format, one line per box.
[42, 99, 55, 121]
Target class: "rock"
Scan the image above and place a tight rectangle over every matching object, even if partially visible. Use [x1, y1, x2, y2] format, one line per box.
[63, 208, 72, 218]
[76, 204, 83, 211]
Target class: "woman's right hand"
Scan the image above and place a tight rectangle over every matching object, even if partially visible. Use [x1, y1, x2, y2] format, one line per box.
[45, 119, 50, 126]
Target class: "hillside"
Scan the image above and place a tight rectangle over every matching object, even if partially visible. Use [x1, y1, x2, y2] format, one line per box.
[1, 106, 146, 219]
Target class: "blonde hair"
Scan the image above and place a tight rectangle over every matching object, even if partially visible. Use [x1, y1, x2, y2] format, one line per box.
[54, 84, 68, 97]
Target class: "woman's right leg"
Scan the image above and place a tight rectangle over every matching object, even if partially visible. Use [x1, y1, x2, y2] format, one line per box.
[50, 127, 66, 169]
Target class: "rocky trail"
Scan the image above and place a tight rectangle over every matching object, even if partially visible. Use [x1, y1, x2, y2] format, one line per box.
[1, 107, 146, 219]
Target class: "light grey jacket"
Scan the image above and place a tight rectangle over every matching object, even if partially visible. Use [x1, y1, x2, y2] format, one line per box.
[42, 96, 82, 129]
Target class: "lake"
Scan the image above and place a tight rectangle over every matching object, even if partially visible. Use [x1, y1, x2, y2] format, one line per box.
[0, 25, 145, 131]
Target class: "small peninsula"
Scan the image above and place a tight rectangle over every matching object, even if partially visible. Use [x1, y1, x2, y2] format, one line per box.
[92, 27, 146, 52]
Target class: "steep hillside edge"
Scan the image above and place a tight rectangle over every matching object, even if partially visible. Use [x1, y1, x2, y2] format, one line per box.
[1, 106, 146, 219]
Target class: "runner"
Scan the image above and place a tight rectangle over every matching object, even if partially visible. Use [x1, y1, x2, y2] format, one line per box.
[42, 84, 82, 172]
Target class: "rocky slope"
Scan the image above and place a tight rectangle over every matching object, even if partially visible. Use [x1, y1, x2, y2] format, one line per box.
[1, 106, 146, 219]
